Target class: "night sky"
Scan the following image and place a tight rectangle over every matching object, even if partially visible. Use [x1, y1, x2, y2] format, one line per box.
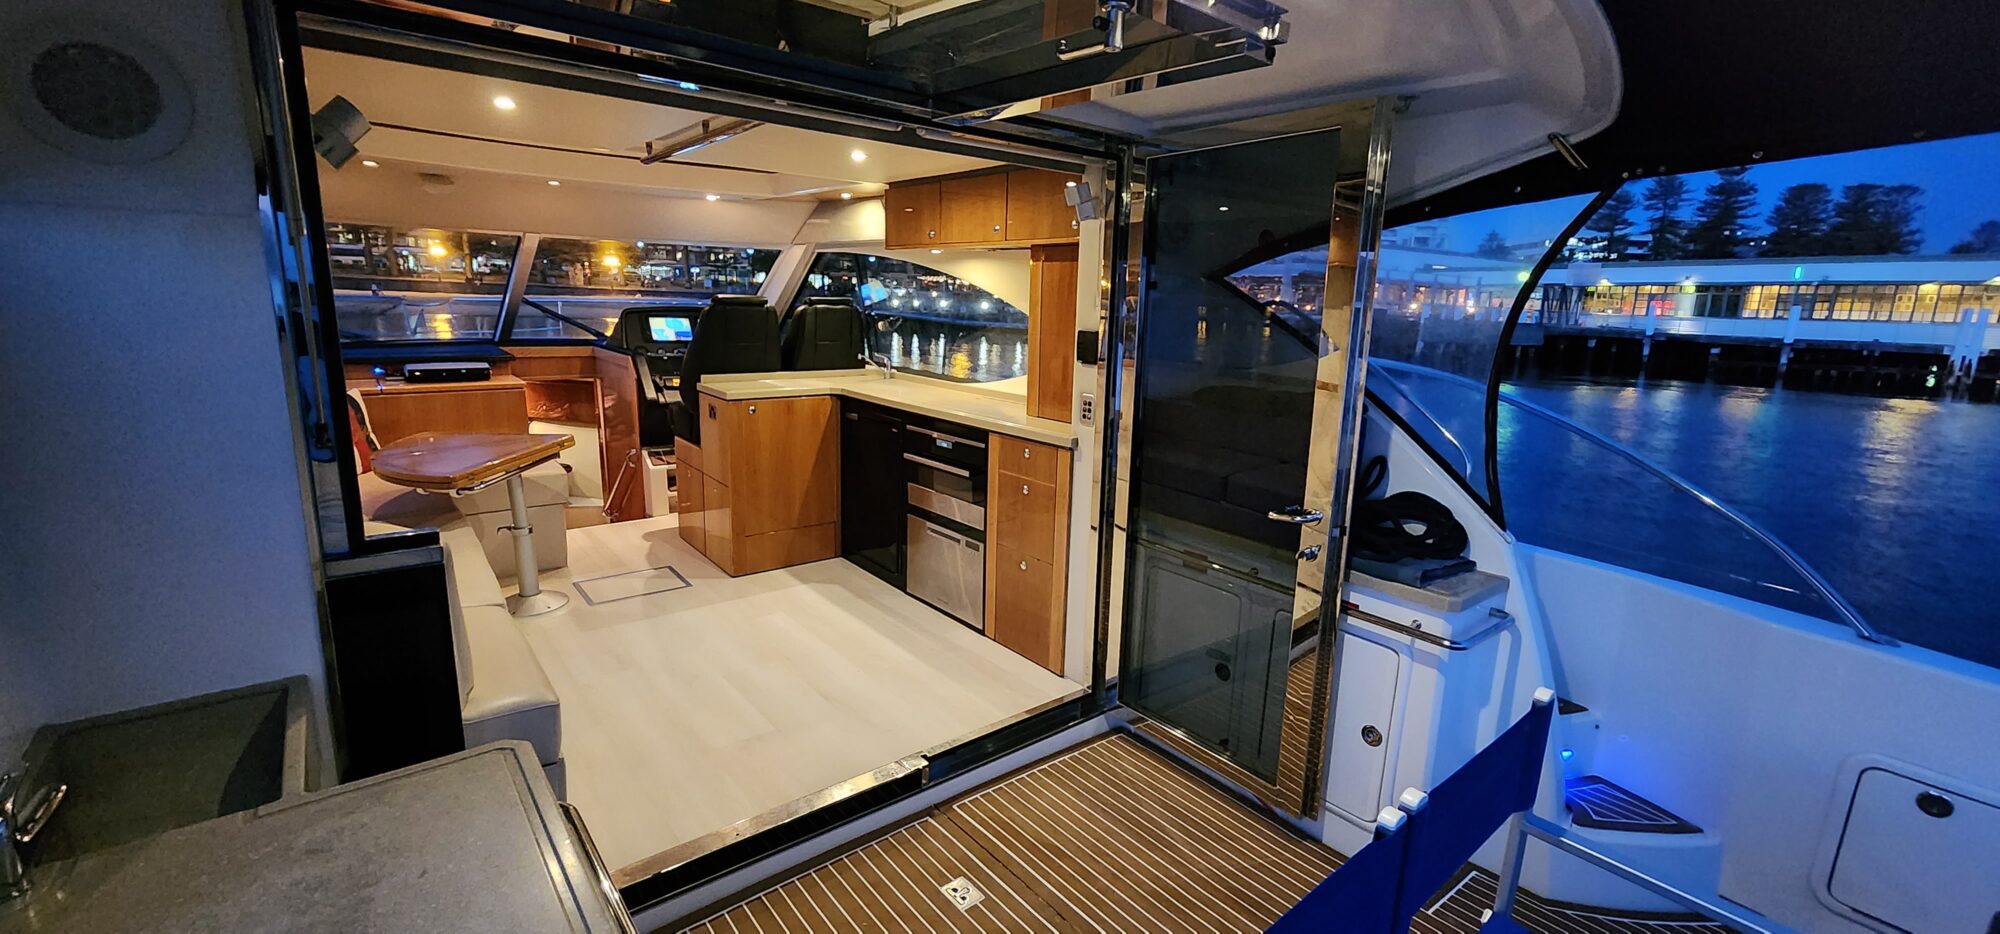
[1430, 131, 2000, 253]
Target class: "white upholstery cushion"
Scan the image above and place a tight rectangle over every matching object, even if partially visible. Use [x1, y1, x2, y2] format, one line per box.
[438, 526, 507, 609]
[451, 460, 570, 515]
[462, 503, 569, 578]
[460, 605, 561, 767]
[437, 526, 505, 705]
[356, 470, 464, 531]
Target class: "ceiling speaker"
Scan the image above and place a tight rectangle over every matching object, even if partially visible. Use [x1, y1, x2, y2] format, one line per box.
[5, 17, 191, 164]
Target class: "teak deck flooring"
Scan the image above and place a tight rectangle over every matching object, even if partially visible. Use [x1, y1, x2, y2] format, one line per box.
[681, 735, 1731, 933]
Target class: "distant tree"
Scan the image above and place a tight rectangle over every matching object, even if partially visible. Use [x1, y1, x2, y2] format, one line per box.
[1582, 189, 1639, 258]
[1475, 230, 1511, 259]
[1687, 167, 1759, 258]
[1948, 219, 2000, 254]
[1640, 176, 1691, 260]
[1762, 183, 1834, 256]
[1825, 183, 1925, 255]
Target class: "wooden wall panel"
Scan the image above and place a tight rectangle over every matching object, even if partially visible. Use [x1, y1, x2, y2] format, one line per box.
[1028, 244, 1080, 422]
[356, 378, 527, 446]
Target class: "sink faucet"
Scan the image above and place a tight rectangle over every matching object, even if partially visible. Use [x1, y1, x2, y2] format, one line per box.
[860, 349, 895, 379]
[1, 768, 66, 901]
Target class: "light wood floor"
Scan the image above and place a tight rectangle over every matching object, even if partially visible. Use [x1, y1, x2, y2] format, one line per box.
[521, 516, 1081, 874]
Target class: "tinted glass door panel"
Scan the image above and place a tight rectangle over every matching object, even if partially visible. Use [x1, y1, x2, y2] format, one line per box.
[1121, 129, 1340, 783]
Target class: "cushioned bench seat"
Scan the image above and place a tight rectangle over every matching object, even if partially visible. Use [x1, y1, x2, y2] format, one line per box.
[360, 473, 566, 795]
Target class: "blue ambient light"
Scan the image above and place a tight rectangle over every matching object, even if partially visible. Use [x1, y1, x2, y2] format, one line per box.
[1558, 747, 1575, 762]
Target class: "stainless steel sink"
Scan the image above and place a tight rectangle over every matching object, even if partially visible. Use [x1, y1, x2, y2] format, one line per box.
[15, 678, 311, 864]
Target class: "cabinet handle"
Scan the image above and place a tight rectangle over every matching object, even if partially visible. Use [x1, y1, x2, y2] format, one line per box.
[1022, 483, 1030, 495]
[1019, 560, 1028, 571]
[1022, 449, 1031, 459]
[747, 405, 756, 414]
[992, 224, 1001, 232]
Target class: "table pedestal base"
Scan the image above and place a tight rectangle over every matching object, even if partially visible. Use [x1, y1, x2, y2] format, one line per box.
[508, 589, 570, 617]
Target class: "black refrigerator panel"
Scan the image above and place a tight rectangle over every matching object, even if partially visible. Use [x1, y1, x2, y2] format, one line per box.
[841, 399, 907, 587]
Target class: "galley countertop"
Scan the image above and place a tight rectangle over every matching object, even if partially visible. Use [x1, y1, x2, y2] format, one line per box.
[698, 370, 1078, 447]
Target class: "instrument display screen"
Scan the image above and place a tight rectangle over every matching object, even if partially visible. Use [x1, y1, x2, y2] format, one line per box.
[648, 315, 695, 342]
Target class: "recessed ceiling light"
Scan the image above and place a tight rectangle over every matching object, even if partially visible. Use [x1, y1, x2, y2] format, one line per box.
[546, 179, 560, 186]
[1065, 180, 1077, 187]
[705, 193, 721, 201]
[492, 96, 517, 110]
[929, 249, 942, 254]
[849, 149, 868, 163]
[840, 192, 853, 200]
[1218, 205, 1231, 212]
[360, 159, 379, 168]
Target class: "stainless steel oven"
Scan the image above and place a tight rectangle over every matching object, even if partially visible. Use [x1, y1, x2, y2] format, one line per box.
[903, 417, 987, 628]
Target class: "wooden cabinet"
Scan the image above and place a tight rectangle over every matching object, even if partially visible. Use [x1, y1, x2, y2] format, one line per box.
[679, 395, 841, 576]
[1007, 170, 1081, 244]
[984, 435, 1072, 674]
[354, 376, 528, 447]
[884, 181, 941, 250]
[883, 169, 1081, 250]
[1027, 243, 1080, 421]
[991, 544, 1061, 671]
[678, 460, 707, 554]
[937, 174, 1009, 245]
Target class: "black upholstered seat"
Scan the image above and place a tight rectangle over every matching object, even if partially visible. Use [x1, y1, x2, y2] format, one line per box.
[668, 294, 780, 445]
[780, 296, 865, 371]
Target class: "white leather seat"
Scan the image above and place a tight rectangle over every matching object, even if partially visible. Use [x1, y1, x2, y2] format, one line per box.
[362, 478, 565, 794]
[459, 604, 562, 767]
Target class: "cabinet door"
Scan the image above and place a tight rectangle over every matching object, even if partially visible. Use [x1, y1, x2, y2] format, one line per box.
[990, 543, 1061, 672]
[703, 472, 734, 572]
[1005, 169, 1081, 243]
[727, 396, 839, 538]
[938, 174, 1008, 245]
[991, 474, 1062, 564]
[678, 463, 707, 554]
[701, 396, 731, 486]
[884, 181, 940, 250]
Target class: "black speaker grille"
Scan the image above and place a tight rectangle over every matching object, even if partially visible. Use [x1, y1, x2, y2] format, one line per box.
[30, 41, 162, 141]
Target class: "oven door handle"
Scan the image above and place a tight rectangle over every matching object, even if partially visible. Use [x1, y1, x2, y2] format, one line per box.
[902, 452, 973, 477]
[908, 425, 986, 449]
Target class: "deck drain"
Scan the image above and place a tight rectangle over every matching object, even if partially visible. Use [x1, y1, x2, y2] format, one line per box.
[940, 877, 984, 911]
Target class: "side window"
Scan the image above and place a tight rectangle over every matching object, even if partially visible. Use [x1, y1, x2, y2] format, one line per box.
[1372, 129, 2000, 668]
[517, 238, 778, 339]
[795, 252, 1028, 383]
[325, 222, 518, 341]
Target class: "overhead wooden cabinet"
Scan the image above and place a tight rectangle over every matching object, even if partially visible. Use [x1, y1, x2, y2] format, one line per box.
[1007, 170, 1082, 243]
[884, 169, 1081, 250]
[937, 173, 1009, 245]
[678, 395, 841, 576]
[985, 435, 1071, 673]
[884, 181, 941, 250]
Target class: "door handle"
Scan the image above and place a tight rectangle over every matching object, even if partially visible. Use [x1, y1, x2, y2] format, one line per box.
[902, 452, 972, 477]
[1267, 505, 1324, 525]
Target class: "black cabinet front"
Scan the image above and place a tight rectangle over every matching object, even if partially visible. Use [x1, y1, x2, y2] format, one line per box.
[840, 400, 907, 587]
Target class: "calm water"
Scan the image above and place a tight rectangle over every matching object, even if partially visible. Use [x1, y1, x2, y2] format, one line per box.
[1504, 379, 2000, 669]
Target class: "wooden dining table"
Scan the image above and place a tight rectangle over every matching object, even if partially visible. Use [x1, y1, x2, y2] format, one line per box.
[373, 432, 577, 616]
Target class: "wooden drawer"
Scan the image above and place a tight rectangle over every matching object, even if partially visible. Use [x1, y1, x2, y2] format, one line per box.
[989, 543, 1062, 673]
[991, 474, 1062, 564]
[993, 435, 1062, 484]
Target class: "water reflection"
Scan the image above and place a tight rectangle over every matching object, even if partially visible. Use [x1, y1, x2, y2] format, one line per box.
[1512, 378, 2000, 668]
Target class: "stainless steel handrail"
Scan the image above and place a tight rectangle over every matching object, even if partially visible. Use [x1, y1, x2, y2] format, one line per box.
[902, 452, 973, 477]
[558, 802, 637, 934]
[1367, 359, 1895, 647]
[1342, 603, 1515, 651]
[907, 425, 986, 448]
[1520, 814, 1794, 933]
